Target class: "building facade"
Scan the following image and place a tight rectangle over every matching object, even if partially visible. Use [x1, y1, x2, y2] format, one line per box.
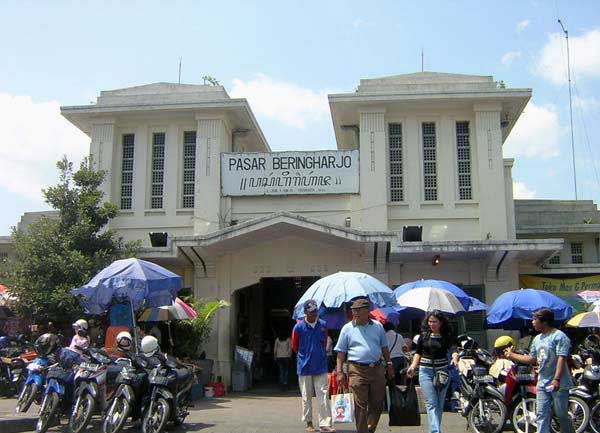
[58, 72, 565, 384]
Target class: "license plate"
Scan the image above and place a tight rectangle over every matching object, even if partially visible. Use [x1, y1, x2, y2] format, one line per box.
[80, 362, 100, 372]
[516, 373, 535, 382]
[473, 375, 494, 384]
[150, 376, 169, 385]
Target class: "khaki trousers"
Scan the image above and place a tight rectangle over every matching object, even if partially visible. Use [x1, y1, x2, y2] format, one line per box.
[348, 363, 385, 433]
[299, 373, 332, 427]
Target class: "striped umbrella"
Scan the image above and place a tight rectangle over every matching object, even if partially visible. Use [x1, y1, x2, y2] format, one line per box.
[576, 291, 600, 303]
[567, 312, 600, 328]
[139, 297, 197, 322]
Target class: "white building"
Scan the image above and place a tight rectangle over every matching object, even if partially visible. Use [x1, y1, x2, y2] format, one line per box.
[61, 72, 562, 384]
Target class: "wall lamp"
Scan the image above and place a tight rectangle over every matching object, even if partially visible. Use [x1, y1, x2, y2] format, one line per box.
[345, 216, 351, 228]
[432, 255, 440, 266]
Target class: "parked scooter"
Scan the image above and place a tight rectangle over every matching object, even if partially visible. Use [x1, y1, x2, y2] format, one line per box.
[456, 335, 507, 433]
[69, 346, 119, 433]
[140, 336, 194, 433]
[0, 335, 33, 397]
[575, 335, 600, 433]
[103, 331, 151, 433]
[36, 347, 81, 433]
[15, 334, 58, 413]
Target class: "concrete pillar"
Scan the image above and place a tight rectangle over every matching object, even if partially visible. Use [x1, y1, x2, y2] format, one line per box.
[504, 159, 516, 240]
[359, 109, 387, 230]
[474, 103, 508, 240]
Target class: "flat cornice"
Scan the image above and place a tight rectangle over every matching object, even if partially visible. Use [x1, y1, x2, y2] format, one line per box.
[61, 98, 251, 115]
[517, 224, 600, 234]
[392, 238, 563, 253]
[328, 88, 532, 104]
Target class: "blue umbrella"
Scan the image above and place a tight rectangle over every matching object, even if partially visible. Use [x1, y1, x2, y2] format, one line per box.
[70, 258, 181, 315]
[486, 288, 573, 329]
[293, 271, 396, 320]
[394, 279, 488, 312]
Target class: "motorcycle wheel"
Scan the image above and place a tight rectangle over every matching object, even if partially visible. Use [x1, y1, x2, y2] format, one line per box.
[590, 400, 600, 433]
[468, 398, 507, 433]
[102, 396, 131, 433]
[141, 397, 170, 433]
[15, 382, 37, 414]
[69, 392, 95, 433]
[511, 397, 538, 433]
[550, 396, 590, 433]
[36, 391, 59, 433]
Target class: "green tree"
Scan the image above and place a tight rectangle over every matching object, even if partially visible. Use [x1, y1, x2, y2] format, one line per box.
[0, 156, 139, 324]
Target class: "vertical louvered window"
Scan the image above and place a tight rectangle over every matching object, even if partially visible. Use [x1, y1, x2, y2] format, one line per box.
[151, 132, 165, 209]
[571, 242, 583, 264]
[456, 121, 473, 200]
[120, 134, 135, 210]
[389, 123, 404, 202]
[422, 122, 438, 201]
[182, 131, 196, 208]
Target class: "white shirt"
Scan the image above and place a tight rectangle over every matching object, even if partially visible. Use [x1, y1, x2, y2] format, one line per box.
[274, 337, 292, 358]
[386, 330, 406, 359]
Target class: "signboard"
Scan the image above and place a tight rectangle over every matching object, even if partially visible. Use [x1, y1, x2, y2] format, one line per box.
[519, 274, 600, 295]
[221, 150, 359, 196]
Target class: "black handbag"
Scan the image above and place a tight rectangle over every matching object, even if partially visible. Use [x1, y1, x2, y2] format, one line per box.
[388, 379, 421, 426]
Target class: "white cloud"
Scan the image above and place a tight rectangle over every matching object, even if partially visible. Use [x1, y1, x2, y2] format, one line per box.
[504, 102, 561, 159]
[516, 19, 531, 33]
[230, 74, 330, 129]
[513, 181, 537, 199]
[536, 29, 600, 84]
[502, 50, 522, 65]
[573, 95, 600, 111]
[352, 18, 375, 29]
[0, 93, 89, 203]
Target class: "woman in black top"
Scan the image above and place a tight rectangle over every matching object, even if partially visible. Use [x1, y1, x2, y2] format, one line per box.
[407, 310, 456, 433]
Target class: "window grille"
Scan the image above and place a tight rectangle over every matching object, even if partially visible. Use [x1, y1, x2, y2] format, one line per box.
[182, 131, 196, 208]
[422, 122, 437, 201]
[456, 121, 472, 200]
[151, 132, 165, 209]
[120, 134, 135, 210]
[571, 242, 583, 264]
[388, 123, 403, 202]
[548, 255, 561, 265]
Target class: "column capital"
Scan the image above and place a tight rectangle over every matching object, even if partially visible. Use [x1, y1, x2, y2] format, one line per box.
[473, 102, 502, 112]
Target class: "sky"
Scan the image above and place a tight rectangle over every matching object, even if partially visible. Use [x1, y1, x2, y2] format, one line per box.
[2, 0, 600, 235]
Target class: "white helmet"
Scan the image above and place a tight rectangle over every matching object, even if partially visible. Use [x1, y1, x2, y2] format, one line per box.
[72, 319, 88, 332]
[116, 331, 133, 351]
[141, 335, 159, 357]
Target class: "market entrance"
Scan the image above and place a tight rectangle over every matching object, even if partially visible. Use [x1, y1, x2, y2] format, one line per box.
[233, 276, 319, 386]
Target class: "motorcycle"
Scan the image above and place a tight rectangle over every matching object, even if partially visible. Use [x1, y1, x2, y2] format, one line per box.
[15, 354, 51, 413]
[36, 347, 81, 433]
[102, 354, 151, 433]
[457, 338, 507, 433]
[69, 347, 119, 433]
[574, 343, 600, 433]
[141, 355, 194, 433]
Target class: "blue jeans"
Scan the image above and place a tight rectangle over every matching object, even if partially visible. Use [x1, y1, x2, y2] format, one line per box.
[276, 358, 289, 386]
[419, 366, 449, 433]
[537, 389, 575, 433]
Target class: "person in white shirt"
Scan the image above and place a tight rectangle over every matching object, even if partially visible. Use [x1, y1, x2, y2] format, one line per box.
[384, 323, 408, 385]
[274, 331, 292, 389]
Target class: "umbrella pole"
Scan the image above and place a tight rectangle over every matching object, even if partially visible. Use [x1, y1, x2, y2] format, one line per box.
[130, 297, 139, 355]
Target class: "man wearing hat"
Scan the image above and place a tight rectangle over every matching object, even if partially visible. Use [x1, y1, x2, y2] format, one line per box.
[292, 299, 335, 432]
[335, 297, 393, 433]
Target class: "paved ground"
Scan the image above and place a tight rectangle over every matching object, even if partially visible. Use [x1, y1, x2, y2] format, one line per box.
[0, 389, 473, 433]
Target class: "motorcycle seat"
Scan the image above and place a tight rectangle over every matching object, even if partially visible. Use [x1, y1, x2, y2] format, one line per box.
[175, 368, 194, 387]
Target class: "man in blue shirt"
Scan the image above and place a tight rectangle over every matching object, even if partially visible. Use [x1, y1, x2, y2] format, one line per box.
[335, 298, 394, 433]
[506, 307, 575, 433]
[292, 299, 334, 432]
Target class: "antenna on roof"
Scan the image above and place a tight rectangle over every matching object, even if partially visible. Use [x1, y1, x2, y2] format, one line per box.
[558, 18, 577, 200]
[421, 46, 424, 72]
[178, 58, 182, 84]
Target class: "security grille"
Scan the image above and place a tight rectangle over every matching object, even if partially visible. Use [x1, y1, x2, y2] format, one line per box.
[422, 122, 437, 201]
[120, 134, 135, 210]
[456, 121, 473, 200]
[389, 123, 403, 202]
[151, 132, 165, 209]
[182, 131, 196, 208]
[571, 242, 583, 264]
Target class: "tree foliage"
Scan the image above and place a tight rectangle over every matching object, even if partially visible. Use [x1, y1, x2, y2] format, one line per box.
[0, 156, 139, 324]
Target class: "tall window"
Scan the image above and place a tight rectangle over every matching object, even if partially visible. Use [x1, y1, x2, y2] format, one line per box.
[422, 122, 438, 201]
[456, 121, 472, 200]
[389, 123, 404, 202]
[182, 131, 196, 208]
[120, 134, 135, 210]
[571, 242, 583, 264]
[151, 132, 165, 209]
